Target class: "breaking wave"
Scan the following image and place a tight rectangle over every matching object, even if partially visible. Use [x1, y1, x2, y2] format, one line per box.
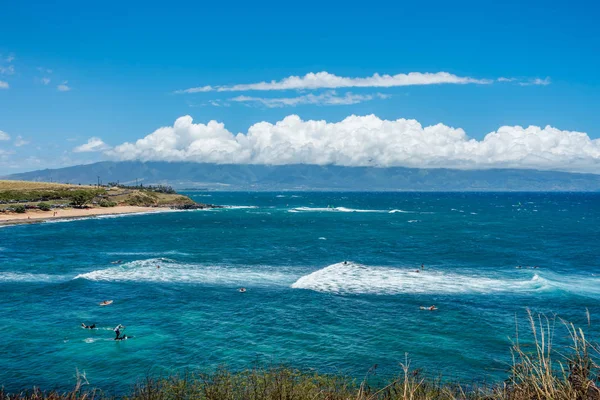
[291, 262, 600, 297]
[74, 258, 294, 286]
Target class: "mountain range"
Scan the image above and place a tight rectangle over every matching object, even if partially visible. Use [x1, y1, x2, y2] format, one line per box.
[3, 161, 600, 191]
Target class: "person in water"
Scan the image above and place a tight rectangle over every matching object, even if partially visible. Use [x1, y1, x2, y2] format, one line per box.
[343, 261, 348, 265]
[421, 264, 424, 270]
[239, 287, 247, 293]
[114, 324, 125, 340]
[81, 323, 96, 329]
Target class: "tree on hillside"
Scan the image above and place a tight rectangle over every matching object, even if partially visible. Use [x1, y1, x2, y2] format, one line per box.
[69, 190, 101, 208]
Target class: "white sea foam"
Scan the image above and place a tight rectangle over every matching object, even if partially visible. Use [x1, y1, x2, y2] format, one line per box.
[0, 272, 66, 282]
[223, 205, 259, 209]
[291, 206, 386, 213]
[291, 262, 554, 295]
[74, 258, 293, 286]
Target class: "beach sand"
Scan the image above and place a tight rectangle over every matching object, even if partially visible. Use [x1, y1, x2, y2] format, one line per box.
[0, 206, 170, 226]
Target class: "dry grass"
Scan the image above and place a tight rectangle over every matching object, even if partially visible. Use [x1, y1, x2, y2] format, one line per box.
[1, 311, 597, 400]
[0, 180, 88, 191]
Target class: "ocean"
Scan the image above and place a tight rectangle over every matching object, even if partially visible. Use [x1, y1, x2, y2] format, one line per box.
[0, 192, 599, 392]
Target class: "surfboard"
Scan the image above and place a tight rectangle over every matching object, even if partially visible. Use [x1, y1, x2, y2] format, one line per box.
[99, 300, 113, 306]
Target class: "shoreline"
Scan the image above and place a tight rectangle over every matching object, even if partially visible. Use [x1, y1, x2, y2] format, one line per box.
[0, 206, 172, 227]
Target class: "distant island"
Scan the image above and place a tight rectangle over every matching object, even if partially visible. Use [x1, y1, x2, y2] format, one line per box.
[0, 180, 216, 226]
[3, 161, 600, 191]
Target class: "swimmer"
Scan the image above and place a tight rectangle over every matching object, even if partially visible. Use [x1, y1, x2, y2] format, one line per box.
[157, 265, 161, 269]
[81, 323, 96, 329]
[516, 265, 522, 269]
[415, 270, 420, 273]
[420, 306, 437, 311]
[343, 261, 348, 265]
[421, 264, 424, 270]
[239, 287, 247, 293]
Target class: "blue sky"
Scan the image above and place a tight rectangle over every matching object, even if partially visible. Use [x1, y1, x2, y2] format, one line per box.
[1, 0, 599, 174]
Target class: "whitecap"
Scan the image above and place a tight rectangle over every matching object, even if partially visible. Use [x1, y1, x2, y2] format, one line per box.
[74, 258, 294, 286]
[291, 262, 550, 295]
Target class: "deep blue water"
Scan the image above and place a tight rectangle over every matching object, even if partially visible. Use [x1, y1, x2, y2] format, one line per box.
[1, 192, 599, 392]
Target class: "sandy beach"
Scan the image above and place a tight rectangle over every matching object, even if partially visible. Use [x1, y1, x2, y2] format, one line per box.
[0, 206, 170, 226]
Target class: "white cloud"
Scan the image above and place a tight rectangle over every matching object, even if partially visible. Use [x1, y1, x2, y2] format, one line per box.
[5, 54, 15, 63]
[73, 137, 111, 153]
[175, 71, 491, 93]
[497, 77, 516, 82]
[0, 65, 15, 75]
[41, 77, 51, 85]
[57, 81, 71, 91]
[520, 77, 551, 86]
[37, 67, 53, 74]
[229, 91, 389, 108]
[0, 130, 10, 140]
[0, 80, 8, 89]
[106, 115, 600, 173]
[14, 135, 30, 147]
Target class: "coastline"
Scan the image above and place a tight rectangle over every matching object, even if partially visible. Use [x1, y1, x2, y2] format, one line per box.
[0, 206, 172, 227]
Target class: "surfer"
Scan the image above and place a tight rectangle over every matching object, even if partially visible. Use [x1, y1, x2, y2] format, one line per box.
[420, 306, 437, 311]
[113, 324, 125, 340]
[99, 300, 112, 306]
[239, 287, 247, 293]
[81, 323, 96, 329]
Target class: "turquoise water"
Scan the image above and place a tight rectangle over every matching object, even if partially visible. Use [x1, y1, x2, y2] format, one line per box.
[1, 192, 599, 392]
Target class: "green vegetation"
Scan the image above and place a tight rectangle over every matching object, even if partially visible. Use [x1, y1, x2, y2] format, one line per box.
[68, 190, 103, 208]
[1, 312, 598, 399]
[13, 205, 26, 213]
[0, 180, 199, 211]
[37, 202, 52, 211]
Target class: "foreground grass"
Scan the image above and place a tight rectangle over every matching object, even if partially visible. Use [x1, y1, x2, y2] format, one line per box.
[2, 312, 599, 400]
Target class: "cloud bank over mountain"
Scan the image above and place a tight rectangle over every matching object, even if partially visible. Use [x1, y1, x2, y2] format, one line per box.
[99, 115, 600, 173]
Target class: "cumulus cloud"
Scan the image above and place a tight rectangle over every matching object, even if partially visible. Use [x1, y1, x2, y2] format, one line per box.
[57, 81, 71, 91]
[230, 91, 389, 108]
[106, 115, 600, 173]
[175, 71, 491, 93]
[0, 80, 8, 89]
[41, 77, 51, 85]
[0, 130, 10, 140]
[74, 137, 111, 153]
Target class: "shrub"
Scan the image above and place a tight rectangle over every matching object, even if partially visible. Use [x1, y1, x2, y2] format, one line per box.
[13, 205, 26, 213]
[37, 202, 52, 211]
[99, 200, 117, 207]
[69, 190, 102, 208]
